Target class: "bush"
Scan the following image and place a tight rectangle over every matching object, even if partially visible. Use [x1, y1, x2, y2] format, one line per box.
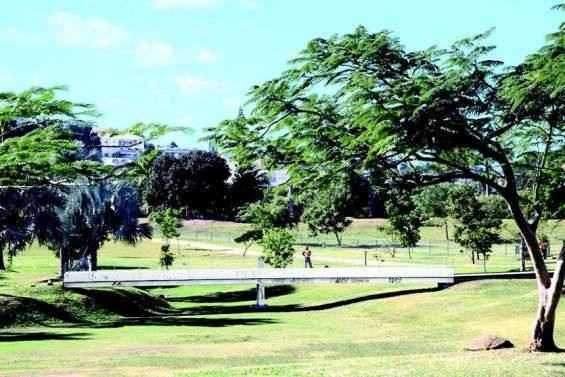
[159, 244, 174, 269]
[259, 228, 295, 268]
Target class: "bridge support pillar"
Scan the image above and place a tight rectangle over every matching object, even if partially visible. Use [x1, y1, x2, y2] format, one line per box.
[256, 283, 267, 308]
[437, 282, 452, 290]
[254, 257, 268, 309]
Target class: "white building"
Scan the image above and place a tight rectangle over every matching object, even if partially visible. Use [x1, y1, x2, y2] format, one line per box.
[156, 143, 195, 158]
[99, 135, 144, 166]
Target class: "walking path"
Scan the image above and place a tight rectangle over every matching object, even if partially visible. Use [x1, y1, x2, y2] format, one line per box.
[151, 238, 385, 267]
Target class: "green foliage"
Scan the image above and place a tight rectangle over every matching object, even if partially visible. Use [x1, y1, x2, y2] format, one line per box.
[105, 121, 193, 142]
[415, 184, 453, 219]
[301, 184, 352, 245]
[259, 228, 295, 268]
[228, 165, 269, 214]
[234, 229, 263, 256]
[51, 182, 152, 271]
[384, 188, 421, 249]
[207, 22, 562, 238]
[479, 195, 511, 220]
[237, 195, 296, 230]
[150, 208, 182, 269]
[145, 151, 230, 217]
[235, 194, 297, 254]
[0, 86, 190, 188]
[149, 208, 182, 241]
[447, 185, 502, 270]
[159, 243, 174, 269]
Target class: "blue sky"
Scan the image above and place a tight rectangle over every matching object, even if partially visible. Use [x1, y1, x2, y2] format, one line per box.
[0, 0, 561, 147]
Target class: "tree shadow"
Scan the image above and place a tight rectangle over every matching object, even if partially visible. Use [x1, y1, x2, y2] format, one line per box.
[168, 285, 296, 303]
[74, 288, 178, 317]
[72, 316, 278, 329]
[174, 287, 440, 315]
[0, 332, 90, 342]
[0, 294, 82, 327]
[97, 266, 150, 270]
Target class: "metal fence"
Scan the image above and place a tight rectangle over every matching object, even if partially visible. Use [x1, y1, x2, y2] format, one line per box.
[183, 229, 559, 258]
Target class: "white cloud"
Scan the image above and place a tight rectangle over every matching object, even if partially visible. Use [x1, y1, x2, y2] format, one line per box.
[2, 26, 42, 43]
[152, 0, 220, 8]
[135, 41, 180, 67]
[134, 42, 218, 67]
[170, 74, 227, 96]
[196, 48, 219, 64]
[47, 11, 129, 48]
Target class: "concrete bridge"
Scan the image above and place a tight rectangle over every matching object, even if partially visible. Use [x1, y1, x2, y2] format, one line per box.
[64, 266, 454, 307]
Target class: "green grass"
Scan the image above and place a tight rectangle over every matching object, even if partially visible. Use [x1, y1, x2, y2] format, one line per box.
[177, 218, 565, 246]
[173, 218, 564, 274]
[1, 239, 565, 376]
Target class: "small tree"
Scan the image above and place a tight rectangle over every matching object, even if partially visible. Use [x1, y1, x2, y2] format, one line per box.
[260, 228, 295, 268]
[415, 183, 453, 240]
[234, 229, 263, 256]
[234, 194, 297, 255]
[385, 188, 421, 259]
[447, 186, 502, 271]
[150, 208, 182, 269]
[301, 185, 352, 246]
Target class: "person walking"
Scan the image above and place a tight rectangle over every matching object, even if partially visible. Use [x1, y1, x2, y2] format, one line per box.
[303, 246, 313, 268]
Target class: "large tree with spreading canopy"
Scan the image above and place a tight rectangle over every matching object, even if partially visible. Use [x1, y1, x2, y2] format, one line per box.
[208, 9, 564, 351]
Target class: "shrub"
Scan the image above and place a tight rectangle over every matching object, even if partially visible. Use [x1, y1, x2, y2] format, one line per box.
[259, 228, 295, 268]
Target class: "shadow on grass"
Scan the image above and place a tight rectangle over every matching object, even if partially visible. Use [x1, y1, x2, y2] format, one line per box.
[0, 332, 90, 342]
[97, 266, 149, 270]
[169, 285, 296, 303]
[74, 316, 278, 329]
[0, 294, 82, 327]
[176, 287, 440, 315]
[74, 288, 178, 317]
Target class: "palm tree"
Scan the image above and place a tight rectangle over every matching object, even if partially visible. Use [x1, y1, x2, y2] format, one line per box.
[0, 190, 32, 270]
[54, 182, 152, 275]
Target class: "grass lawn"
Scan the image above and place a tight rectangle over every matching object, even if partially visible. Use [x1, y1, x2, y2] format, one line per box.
[1, 241, 565, 376]
[172, 218, 564, 274]
[176, 218, 565, 246]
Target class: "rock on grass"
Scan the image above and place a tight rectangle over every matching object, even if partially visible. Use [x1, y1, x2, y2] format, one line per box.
[466, 335, 514, 351]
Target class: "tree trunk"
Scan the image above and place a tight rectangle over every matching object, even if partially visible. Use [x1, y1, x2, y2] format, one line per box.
[503, 193, 565, 351]
[243, 241, 253, 257]
[471, 250, 475, 264]
[530, 242, 565, 352]
[444, 221, 449, 241]
[59, 248, 66, 278]
[483, 254, 487, 273]
[408, 246, 412, 259]
[335, 232, 342, 247]
[0, 248, 5, 270]
[90, 250, 98, 271]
